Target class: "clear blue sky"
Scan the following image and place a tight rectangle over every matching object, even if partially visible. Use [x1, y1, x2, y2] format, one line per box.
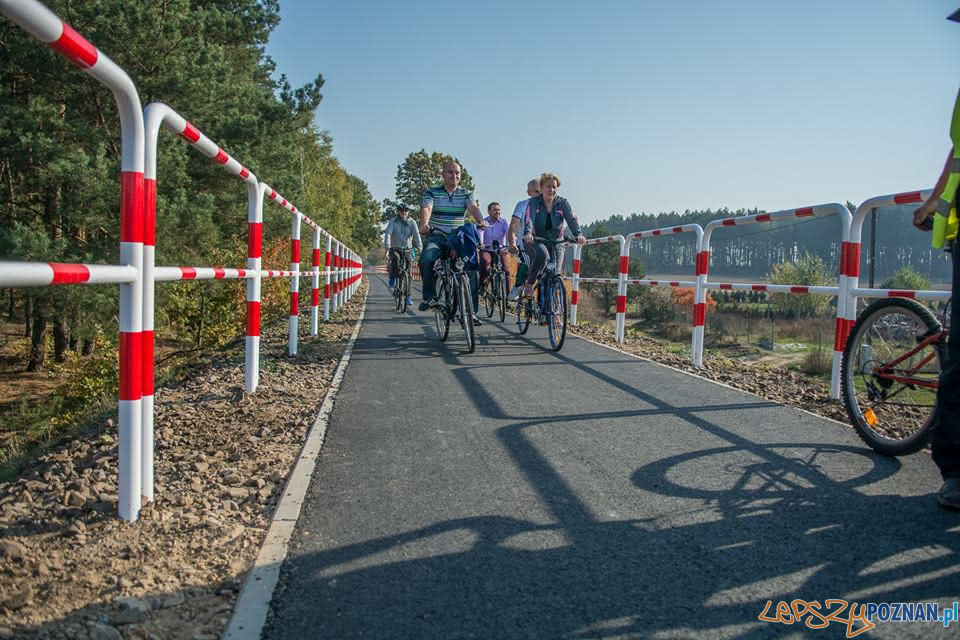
[266, 0, 960, 225]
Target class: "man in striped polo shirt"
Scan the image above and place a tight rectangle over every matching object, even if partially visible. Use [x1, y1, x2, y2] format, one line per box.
[417, 160, 486, 319]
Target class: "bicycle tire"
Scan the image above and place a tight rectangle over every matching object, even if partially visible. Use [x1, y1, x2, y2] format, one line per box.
[496, 272, 507, 323]
[394, 270, 403, 312]
[546, 277, 568, 351]
[840, 297, 944, 456]
[457, 272, 476, 353]
[483, 279, 494, 318]
[400, 271, 410, 313]
[516, 296, 532, 335]
[434, 276, 451, 341]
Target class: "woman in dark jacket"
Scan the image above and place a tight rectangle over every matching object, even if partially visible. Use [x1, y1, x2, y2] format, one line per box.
[509, 172, 587, 298]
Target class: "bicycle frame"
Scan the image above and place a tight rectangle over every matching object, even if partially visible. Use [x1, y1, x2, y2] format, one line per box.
[872, 329, 947, 390]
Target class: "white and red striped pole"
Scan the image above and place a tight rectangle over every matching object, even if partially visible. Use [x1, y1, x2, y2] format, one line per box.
[570, 245, 582, 325]
[289, 211, 301, 356]
[0, 0, 148, 522]
[246, 183, 265, 393]
[332, 241, 341, 313]
[143, 103, 260, 499]
[324, 234, 332, 320]
[842, 190, 938, 397]
[616, 236, 628, 343]
[693, 241, 709, 369]
[311, 227, 322, 334]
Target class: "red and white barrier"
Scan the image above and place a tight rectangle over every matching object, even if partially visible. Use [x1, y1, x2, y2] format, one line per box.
[143, 102, 261, 500]
[0, 262, 137, 287]
[700, 203, 850, 375]
[0, 0, 146, 522]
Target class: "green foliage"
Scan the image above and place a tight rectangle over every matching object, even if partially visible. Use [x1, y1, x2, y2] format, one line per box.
[0, 0, 380, 371]
[767, 253, 835, 318]
[388, 149, 476, 222]
[881, 266, 931, 291]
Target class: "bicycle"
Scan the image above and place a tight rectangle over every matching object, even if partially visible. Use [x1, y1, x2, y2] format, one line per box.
[479, 241, 508, 323]
[389, 248, 412, 313]
[514, 237, 568, 351]
[429, 232, 476, 353]
[840, 296, 951, 456]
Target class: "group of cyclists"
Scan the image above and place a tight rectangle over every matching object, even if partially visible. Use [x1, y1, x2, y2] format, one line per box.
[379, 9, 960, 512]
[383, 162, 587, 326]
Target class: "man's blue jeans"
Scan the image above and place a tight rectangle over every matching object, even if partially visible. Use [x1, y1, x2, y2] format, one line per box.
[420, 231, 479, 309]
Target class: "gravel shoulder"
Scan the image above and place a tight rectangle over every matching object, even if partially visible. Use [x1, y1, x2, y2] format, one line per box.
[570, 321, 853, 427]
[0, 281, 367, 640]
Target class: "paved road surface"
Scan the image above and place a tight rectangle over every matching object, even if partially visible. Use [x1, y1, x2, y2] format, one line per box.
[263, 275, 960, 639]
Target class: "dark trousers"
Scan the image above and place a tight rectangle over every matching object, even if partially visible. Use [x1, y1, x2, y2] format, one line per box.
[933, 239, 960, 478]
[388, 249, 410, 280]
[478, 250, 507, 287]
[522, 240, 555, 285]
[420, 231, 479, 310]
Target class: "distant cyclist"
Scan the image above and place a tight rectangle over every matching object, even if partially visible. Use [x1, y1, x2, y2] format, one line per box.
[508, 172, 586, 299]
[384, 203, 422, 307]
[418, 160, 486, 325]
[478, 202, 510, 290]
[507, 178, 541, 299]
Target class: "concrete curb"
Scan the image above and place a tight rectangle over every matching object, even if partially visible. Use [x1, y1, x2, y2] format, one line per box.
[224, 287, 368, 640]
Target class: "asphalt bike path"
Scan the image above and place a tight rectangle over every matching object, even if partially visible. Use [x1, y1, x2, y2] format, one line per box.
[263, 275, 960, 639]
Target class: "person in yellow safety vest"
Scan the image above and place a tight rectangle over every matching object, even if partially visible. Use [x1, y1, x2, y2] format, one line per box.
[912, 8, 960, 510]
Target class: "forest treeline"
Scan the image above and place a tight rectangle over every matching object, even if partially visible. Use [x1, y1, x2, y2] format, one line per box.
[0, 0, 381, 370]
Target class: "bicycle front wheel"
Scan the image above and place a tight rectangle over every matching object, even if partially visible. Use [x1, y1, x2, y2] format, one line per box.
[840, 297, 944, 456]
[546, 277, 568, 351]
[495, 273, 507, 322]
[434, 278, 451, 341]
[483, 279, 494, 318]
[457, 273, 476, 353]
[400, 271, 410, 313]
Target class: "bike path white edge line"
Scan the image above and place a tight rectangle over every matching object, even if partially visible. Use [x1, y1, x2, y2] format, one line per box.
[224, 287, 368, 640]
[569, 331, 854, 430]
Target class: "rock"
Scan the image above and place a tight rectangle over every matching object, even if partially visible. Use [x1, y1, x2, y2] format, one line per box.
[116, 596, 151, 613]
[64, 490, 88, 508]
[160, 592, 185, 609]
[118, 576, 134, 589]
[89, 623, 124, 640]
[67, 521, 86, 537]
[111, 607, 146, 625]
[2, 584, 33, 610]
[0, 626, 15, 639]
[223, 487, 247, 500]
[267, 471, 284, 484]
[193, 462, 209, 473]
[222, 471, 243, 486]
[245, 477, 265, 490]
[0, 540, 27, 560]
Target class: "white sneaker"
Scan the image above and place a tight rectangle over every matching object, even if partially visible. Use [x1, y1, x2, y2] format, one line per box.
[507, 286, 522, 301]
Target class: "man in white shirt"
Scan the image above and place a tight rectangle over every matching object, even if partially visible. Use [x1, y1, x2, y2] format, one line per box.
[507, 179, 541, 298]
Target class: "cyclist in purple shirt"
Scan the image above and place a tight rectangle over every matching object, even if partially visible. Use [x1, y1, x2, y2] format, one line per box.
[478, 202, 509, 290]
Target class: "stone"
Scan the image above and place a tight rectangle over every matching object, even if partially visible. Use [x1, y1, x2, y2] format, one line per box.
[111, 607, 146, 625]
[1, 584, 33, 610]
[0, 540, 27, 561]
[222, 471, 243, 486]
[64, 490, 88, 508]
[223, 487, 247, 500]
[89, 624, 123, 640]
[193, 462, 209, 473]
[160, 592, 185, 609]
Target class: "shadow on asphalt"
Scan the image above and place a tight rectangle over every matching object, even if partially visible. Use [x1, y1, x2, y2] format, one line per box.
[265, 277, 960, 640]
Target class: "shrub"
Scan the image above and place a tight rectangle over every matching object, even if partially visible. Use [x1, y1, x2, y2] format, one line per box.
[881, 266, 931, 292]
[799, 347, 832, 376]
[767, 253, 834, 318]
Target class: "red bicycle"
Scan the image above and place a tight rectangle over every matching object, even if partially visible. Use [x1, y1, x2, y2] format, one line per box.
[841, 297, 951, 456]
